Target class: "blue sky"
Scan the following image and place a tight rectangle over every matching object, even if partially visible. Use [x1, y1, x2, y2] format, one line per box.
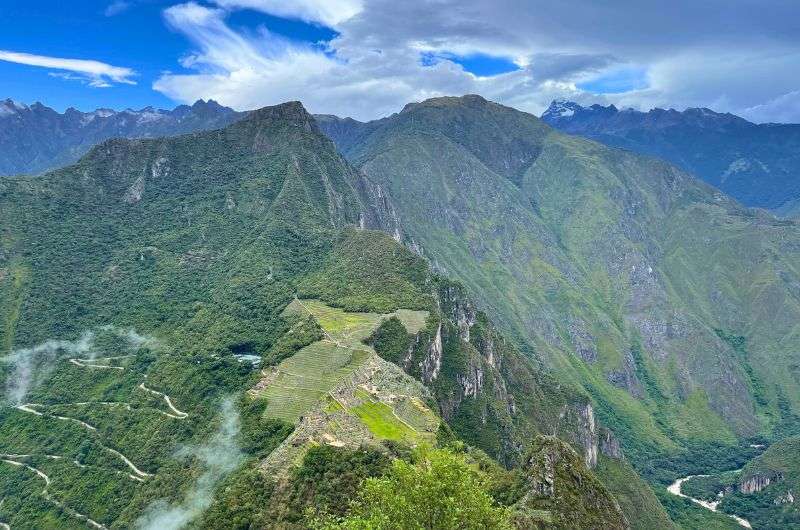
[0, 1, 342, 110]
[0, 1, 799, 122]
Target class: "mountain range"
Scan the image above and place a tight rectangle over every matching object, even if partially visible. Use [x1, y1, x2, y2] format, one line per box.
[0, 98, 243, 176]
[541, 101, 800, 216]
[1, 94, 798, 529]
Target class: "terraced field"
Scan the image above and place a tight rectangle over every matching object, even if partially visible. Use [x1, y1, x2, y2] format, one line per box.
[259, 342, 371, 423]
[258, 299, 428, 424]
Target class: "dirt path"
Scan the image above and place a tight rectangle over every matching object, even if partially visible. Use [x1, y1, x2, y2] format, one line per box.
[137, 383, 188, 419]
[0, 457, 108, 530]
[16, 403, 97, 431]
[667, 474, 751, 528]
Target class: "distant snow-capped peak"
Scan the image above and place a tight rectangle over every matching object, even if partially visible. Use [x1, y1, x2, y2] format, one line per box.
[542, 100, 584, 119]
[0, 98, 28, 117]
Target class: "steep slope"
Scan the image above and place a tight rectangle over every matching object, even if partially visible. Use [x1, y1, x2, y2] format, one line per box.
[541, 101, 800, 213]
[723, 437, 800, 528]
[322, 95, 800, 472]
[0, 98, 244, 176]
[1, 100, 630, 529]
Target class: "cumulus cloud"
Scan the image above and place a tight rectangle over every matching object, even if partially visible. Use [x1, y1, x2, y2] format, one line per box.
[741, 91, 800, 124]
[153, 0, 800, 122]
[0, 50, 136, 87]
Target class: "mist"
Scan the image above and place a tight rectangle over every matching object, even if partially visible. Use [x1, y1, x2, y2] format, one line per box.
[1, 325, 158, 405]
[2, 331, 95, 405]
[135, 398, 243, 530]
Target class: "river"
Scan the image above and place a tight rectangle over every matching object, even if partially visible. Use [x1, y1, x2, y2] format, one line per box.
[667, 473, 752, 528]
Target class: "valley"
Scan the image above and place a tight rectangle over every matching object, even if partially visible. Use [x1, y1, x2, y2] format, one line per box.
[1, 94, 798, 529]
[667, 472, 752, 528]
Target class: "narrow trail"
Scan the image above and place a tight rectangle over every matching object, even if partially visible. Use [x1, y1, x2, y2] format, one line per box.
[0, 457, 108, 530]
[137, 383, 188, 419]
[667, 474, 752, 528]
[70, 355, 133, 370]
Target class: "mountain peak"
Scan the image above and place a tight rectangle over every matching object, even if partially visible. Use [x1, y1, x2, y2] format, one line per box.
[401, 94, 491, 114]
[542, 100, 585, 119]
[243, 101, 314, 128]
[0, 98, 27, 117]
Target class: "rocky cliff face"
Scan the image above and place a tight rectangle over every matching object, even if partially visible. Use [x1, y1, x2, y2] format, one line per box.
[372, 278, 618, 473]
[740, 472, 783, 494]
[512, 436, 629, 530]
[321, 95, 800, 466]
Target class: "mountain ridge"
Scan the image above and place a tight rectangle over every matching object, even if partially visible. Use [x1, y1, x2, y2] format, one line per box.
[541, 100, 800, 212]
[318, 93, 800, 456]
[0, 97, 245, 177]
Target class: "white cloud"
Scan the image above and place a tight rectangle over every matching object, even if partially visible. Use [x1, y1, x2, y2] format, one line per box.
[153, 0, 800, 122]
[104, 1, 131, 17]
[0, 50, 136, 87]
[212, 0, 363, 27]
[741, 91, 800, 124]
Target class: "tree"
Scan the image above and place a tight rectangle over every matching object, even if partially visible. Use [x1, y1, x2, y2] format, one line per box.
[318, 447, 512, 530]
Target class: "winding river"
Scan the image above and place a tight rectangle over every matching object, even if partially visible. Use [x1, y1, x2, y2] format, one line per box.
[667, 473, 752, 528]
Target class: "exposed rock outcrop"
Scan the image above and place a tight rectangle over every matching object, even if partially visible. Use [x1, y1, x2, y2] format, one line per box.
[740, 472, 783, 494]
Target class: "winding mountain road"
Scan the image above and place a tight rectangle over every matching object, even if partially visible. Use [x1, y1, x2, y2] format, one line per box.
[4, 352, 190, 527]
[0, 457, 108, 530]
[137, 383, 189, 419]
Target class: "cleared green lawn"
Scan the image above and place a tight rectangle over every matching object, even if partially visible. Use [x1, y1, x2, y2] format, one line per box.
[351, 398, 419, 441]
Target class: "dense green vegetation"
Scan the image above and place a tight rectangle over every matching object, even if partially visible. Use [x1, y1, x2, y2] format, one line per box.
[317, 447, 513, 530]
[200, 445, 391, 529]
[320, 94, 800, 527]
[9, 91, 800, 529]
[720, 437, 800, 529]
[0, 102, 433, 528]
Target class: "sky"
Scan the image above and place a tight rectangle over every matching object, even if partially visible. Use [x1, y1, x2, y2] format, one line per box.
[1, 0, 799, 122]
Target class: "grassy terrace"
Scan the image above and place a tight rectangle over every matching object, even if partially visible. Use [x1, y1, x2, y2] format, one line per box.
[258, 299, 428, 425]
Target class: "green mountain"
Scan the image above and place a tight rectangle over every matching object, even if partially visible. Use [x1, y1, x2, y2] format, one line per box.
[318, 95, 800, 485]
[0, 101, 643, 528]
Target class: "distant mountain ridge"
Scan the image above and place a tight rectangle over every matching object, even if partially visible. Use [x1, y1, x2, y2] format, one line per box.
[0, 98, 245, 176]
[541, 100, 800, 213]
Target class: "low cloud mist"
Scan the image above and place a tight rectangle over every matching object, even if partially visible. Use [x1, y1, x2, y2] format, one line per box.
[135, 398, 243, 530]
[1, 325, 158, 405]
